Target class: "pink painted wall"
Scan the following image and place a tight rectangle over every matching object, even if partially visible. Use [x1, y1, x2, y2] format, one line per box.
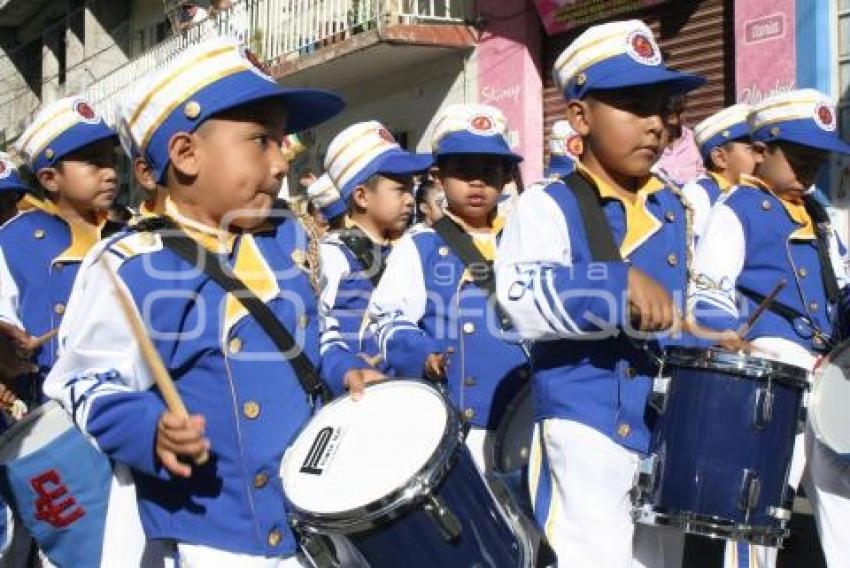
[734, 0, 797, 104]
[476, 0, 544, 182]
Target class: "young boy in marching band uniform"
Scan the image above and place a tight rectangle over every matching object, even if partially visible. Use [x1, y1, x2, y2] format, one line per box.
[45, 37, 379, 567]
[495, 20, 704, 567]
[690, 89, 850, 568]
[0, 154, 34, 381]
[369, 103, 530, 471]
[319, 122, 431, 378]
[683, 103, 758, 241]
[0, 97, 119, 405]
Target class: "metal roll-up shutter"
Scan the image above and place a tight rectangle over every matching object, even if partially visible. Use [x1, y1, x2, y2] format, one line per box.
[542, 0, 733, 164]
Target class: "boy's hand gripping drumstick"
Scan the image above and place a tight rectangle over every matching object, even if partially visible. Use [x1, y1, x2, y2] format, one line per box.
[100, 256, 208, 465]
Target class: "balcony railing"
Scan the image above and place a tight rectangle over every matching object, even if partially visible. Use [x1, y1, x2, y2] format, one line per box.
[86, 0, 468, 124]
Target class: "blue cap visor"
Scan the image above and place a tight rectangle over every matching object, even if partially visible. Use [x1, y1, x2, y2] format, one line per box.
[564, 55, 706, 100]
[753, 118, 850, 155]
[434, 131, 523, 163]
[340, 149, 433, 198]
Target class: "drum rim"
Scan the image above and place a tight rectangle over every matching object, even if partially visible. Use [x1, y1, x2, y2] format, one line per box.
[633, 504, 788, 546]
[285, 380, 464, 534]
[810, 339, 850, 454]
[663, 347, 809, 389]
[0, 400, 66, 444]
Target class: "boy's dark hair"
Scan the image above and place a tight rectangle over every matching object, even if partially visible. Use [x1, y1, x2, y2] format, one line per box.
[415, 178, 438, 210]
[345, 174, 382, 215]
[298, 167, 315, 179]
[702, 137, 753, 171]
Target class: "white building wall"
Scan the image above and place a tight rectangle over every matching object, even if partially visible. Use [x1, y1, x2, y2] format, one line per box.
[288, 49, 475, 191]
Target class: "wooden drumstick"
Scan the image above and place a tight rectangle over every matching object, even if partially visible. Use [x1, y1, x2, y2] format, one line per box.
[32, 328, 58, 348]
[739, 279, 787, 339]
[99, 256, 208, 465]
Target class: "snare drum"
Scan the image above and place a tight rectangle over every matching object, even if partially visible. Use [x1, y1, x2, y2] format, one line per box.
[633, 347, 809, 546]
[810, 339, 850, 459]
[281, 380, 533, 568]
[0, 401, 113, 567]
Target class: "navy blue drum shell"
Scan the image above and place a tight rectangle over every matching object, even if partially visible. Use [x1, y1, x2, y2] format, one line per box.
[351, 447, 525, 568]
[651, 349, 807, 529]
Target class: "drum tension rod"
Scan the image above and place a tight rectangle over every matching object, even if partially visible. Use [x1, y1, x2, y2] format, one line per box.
[423, 494, 463, 542]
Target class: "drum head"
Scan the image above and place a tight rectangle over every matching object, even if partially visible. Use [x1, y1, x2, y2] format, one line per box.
[282, 381, 452, 518]
[812, 342, 850, 456]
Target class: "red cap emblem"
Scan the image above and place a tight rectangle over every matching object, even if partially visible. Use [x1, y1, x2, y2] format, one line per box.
[566, 135, 584, 158]
[814, 102, 836, 132]
[75, 101, 96, 120]
[377, 127, 396, 144]
[631, 34, 655, 59]
[818, 106, 833, 126]
[471, 115, 493, 132]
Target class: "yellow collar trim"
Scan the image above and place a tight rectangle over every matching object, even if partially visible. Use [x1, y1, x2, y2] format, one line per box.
[577, 165, 665, 258]
[21, 194, 106, 263]
[740, 175, 814, 240]
[164, 198, 237, 253]
[442, 210, 504, 262]
[739, 174, 771, 191]
[708, 171, 733, 193]
[223, 233, 280, 338]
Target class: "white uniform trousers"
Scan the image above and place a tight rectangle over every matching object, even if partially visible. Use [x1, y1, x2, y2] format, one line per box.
[465, 427, 495, 473]
[529, 418, 683, 568]
[173, 543, 308, 568]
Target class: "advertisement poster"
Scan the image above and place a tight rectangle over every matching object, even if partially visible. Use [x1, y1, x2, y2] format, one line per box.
[734, 0, 796, 104]
[532, 0, 667, 35]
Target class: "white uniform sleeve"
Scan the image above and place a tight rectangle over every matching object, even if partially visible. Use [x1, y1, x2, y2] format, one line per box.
[45, 244, 166, 477]
[681, 179, 712, 243]
[0, 247, 22, 328]
[368, 233, 438, 377]
[495, 185, 628, 341]
[689, 203, 746, 329]
[318, 241, 351, 356]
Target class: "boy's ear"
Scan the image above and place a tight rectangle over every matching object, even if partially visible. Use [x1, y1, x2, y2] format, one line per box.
[168, 132, 200, 178]
[566, 100, 591, 137]
[709, 146, 727, 171]
[36, 168, 60, 195]
[132, 158, 157, 191]
[351, 184, 369, 210]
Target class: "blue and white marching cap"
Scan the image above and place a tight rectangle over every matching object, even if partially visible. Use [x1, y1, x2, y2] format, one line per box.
[549, 119, 582, 159]
[119, 35, 345, 183]
[306, 173, 345, 220]
[553, 20, 705, 101]
[15, 96, 117, 173]
[0, 152, 28, 195]
[324, 121, 433, 201]
[431, 103, 522, 162]
[694, 103, 752, 159]
[749, 89, 850, 155]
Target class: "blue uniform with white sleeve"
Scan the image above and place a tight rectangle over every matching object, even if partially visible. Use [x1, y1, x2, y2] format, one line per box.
[0, 98, 118, 403]
[318, 122, 432, 379]
[682, 104, 751, 241]
[369, 104, 530, 472]
[690, 90, 850, 568]
[494, 20, 704, 567]
[44, 37, 365, 567]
